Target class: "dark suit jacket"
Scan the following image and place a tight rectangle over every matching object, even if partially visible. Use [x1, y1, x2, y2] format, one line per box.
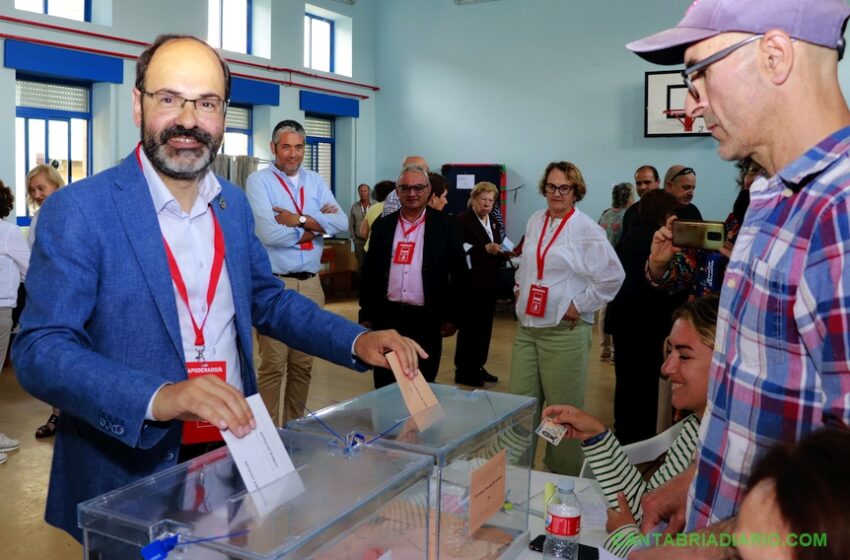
[456, 210, 506, 294]
[12, 151, 367, 541]
[359, 207, 469, 327]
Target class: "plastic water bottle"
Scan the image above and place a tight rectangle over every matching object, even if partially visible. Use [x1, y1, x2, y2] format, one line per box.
[542, 478, 581, 559]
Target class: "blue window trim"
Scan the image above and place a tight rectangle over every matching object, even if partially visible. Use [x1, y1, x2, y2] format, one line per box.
[305, 113, 335, 193]
[246, 0, 253, 56]
[305, 12, 335, 73]
[224, 104, 253, 156]
[37, 0, 91, 22]
[16, 84, 93, 225]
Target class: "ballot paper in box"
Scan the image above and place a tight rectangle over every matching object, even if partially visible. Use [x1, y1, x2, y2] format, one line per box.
[287, 384, 536, 559]
[78, 429, 433, 560]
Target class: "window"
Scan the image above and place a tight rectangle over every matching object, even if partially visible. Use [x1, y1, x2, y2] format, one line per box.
[303, 115, 334, 192]
[208, 0, 251, 54]
[304, 13, 334, 73]
[15, 79, 91, 223]
[221, 105, 252, 156]
[15, 0, 89, 21]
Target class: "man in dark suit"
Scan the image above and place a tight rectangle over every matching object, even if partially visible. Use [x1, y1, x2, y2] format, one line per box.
[11, 34, 423, 543]
[454, 181, 509, 386]
[359, 164, 469, 388]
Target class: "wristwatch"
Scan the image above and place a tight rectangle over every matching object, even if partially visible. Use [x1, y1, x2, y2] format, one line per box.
[298, 215, 307, 226]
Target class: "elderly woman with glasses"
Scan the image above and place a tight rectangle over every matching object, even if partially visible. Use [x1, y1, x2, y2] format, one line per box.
[453, 181, 511, 387]
[509, 161, 624, 475]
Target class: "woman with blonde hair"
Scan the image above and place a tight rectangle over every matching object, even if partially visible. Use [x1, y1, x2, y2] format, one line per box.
[26, 163, 65, 247]
[454, 181, 509, 386]
[543, 295, 720, 558]
[25, 163, 65, 438]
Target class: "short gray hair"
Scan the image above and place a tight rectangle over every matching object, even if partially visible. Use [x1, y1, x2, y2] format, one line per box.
[397, 164, 430, 185]
[272, 119, 306, 145]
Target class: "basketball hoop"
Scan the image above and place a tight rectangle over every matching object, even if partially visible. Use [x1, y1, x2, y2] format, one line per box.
[663, 109, 695, 132]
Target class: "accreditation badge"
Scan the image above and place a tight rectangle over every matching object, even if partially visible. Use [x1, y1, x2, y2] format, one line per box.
[299, 240, 314, 251]
[394, 241, 416, 264]
[525, 284, 549, 318]
[182, 361, 227, 444]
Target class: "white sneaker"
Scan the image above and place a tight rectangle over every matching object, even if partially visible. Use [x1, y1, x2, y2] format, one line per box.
[0, 452, 6, 464]
[0, 433, 20, 452]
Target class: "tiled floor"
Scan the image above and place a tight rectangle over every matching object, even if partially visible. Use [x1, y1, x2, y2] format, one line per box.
[0, 297, 614, 559]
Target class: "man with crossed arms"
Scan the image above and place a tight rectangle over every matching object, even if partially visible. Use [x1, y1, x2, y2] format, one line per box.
[246, 119, 347, 426]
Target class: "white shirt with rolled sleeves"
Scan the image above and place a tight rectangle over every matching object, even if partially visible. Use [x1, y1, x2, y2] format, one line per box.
[514, 207, 624, 328]
[245, 165, 347, 274]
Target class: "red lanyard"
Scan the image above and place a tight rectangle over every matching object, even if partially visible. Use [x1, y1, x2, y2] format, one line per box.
[399, 212, 426, 238]
[134, 144, 227, 355]
[536, 208, 574, 281]
[162, 212, 226, 351]
[274, 174, 305, 215]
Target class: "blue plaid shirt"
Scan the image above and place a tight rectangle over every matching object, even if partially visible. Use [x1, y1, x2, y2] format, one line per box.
[688, 127, 850, 529]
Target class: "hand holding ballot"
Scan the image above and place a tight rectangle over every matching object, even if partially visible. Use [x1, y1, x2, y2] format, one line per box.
[152, 374, 256, 438]
[354, 330, 428, 378]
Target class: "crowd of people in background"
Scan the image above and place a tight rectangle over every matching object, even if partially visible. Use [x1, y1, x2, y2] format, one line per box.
[5, 1, 850, 556]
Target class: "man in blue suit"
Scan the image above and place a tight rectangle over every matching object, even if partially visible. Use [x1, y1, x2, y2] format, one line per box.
[11, 34, 424, 543]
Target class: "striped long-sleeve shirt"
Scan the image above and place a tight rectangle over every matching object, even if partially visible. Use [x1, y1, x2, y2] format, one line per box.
[582, 414, 701, 558]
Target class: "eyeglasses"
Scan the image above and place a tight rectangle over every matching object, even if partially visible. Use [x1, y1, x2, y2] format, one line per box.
[681, 34, 763, 100]
[398, 184, 429, 193]
[670, 167, 695, 181]
[141, 90, 228, 115]
[544, 183, 573, 195]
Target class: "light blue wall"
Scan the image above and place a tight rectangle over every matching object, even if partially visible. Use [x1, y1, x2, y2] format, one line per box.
[374, 0, 745, 241]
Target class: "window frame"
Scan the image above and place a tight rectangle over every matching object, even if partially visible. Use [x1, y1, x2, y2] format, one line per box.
[15, 79, 93, 225]
[16, 0, 91, 21]
[304, 114, 335, 194]
[304, 12, 335, 73]
[221, 104, 253, 157]
[209, 0, 253, 55]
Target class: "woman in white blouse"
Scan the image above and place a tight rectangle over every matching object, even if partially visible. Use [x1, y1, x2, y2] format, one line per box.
[25, 164, 64, 438]
[509, 161, 624, 475]
[0, 181, 30, 459]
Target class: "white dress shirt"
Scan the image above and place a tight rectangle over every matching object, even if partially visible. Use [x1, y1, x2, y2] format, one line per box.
[139, 149, 242, 418]
[514, 207, 624, 328]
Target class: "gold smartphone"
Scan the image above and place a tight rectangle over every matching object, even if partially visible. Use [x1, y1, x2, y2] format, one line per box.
[672, 220, 726, 250]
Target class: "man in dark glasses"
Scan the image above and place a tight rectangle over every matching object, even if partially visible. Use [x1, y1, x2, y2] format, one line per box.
[626, 0, 850, 557]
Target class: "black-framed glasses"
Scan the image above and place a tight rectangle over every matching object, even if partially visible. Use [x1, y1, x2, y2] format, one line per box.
[141, 90, 228, 115]
[671, 167, 695, 181]
[681, 34, 763, 100]
[398, 184, 429, 193]
[544, 183, 573, 195]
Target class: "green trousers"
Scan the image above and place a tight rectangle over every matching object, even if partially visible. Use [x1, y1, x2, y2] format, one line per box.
[509, 320, 592, 475]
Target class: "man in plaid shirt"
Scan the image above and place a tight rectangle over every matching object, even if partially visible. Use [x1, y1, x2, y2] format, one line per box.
[624, 0, 850, 557]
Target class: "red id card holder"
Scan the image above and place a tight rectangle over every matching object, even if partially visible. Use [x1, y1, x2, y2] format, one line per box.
[182, 361, 227, 444]
[394, 241, 415, 264]
[299, 240, 314, 251]
[525, 284, 549, 317]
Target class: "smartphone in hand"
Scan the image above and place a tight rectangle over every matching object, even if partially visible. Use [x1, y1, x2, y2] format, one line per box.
[671, 220, 725, 250]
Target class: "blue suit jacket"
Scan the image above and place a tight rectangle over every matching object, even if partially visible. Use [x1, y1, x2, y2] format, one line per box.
[12, 152, 367, 541]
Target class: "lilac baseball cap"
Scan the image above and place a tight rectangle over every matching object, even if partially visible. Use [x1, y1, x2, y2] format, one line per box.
[627, 0, 850, 65]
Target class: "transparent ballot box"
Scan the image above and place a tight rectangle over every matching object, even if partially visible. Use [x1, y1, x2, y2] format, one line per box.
[287, 385, 536, 559]
[79, 429, 433, 559]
